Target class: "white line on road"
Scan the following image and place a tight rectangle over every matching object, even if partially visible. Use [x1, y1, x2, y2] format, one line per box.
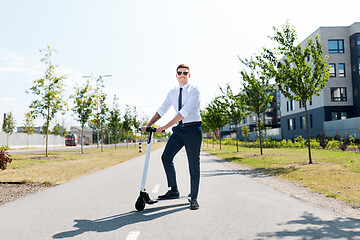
[125, 231, 140, 240]
[152, 184, 160, 193]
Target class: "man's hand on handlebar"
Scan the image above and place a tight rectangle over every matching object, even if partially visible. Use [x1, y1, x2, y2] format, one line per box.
[157, 126, 166, 134]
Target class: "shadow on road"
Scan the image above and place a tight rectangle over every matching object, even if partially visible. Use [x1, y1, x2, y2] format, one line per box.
[256, 212, 360, 239]
[201, 168, 273, 179]
[53, 203, 189, 239]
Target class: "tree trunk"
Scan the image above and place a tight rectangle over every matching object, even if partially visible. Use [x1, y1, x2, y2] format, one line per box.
[219, 130, 222, 150]
[304, 102, 312, 164]
[212, 131, 214, 148]
[46, 115, 50, 157]
[114, 132, 117, 150]
[81, 125, 84, 154]
[258, 114, 263, 155]
[126, 131, 129, 148]
[101, 124, 104, 152]
[235, 125, 239, 152]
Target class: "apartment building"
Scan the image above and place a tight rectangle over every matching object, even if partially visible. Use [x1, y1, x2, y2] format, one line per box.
[281, 22, 360, 140]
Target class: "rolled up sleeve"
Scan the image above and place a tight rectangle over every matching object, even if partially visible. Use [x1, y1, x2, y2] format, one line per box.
[179, 87, 200, 119]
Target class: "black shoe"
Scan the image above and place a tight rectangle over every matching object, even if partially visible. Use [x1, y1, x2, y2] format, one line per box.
[189, 199, 199, 210]
[158, 189, 180, 200]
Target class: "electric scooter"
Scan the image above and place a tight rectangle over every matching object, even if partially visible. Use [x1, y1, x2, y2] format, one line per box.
[135, 127, 159, 211]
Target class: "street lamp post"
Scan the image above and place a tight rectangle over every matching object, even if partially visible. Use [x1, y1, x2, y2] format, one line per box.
[82, 74, 112, 148]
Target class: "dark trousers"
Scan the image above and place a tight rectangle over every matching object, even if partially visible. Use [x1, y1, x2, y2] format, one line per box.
[161, 124, 202, 199]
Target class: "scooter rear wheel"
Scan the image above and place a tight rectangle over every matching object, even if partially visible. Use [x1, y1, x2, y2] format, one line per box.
[135, 197, 145, 211]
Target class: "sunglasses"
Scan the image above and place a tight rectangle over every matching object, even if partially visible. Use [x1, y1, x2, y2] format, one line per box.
[177, 71, 189, 76]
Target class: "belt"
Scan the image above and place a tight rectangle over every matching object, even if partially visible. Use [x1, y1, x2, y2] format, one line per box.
[179, 121, 202, 127]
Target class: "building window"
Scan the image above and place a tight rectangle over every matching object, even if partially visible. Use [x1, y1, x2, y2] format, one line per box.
[286, 101, 289, 112]
[310, 114, 313, 128]
[328, 40, 344, 53]
[288, 118, 294, 130]
[293, 118, 296, 130]
[331, 112, 338, 120]
[339, 63, 345, 77]
[300, 116, 306, 129]
[331, 87, 347, 101]
[329, 63, 336, 77]
[341, 112, 347, 119]
[290, 100, 295, 111]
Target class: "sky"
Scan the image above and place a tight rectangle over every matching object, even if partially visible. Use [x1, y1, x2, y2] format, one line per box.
[1, 0, 359, 131]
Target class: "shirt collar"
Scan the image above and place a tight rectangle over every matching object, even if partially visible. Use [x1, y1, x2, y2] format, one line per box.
[179, 83, 189, 89]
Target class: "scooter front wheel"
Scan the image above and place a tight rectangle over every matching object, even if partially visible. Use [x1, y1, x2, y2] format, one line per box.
[135, 197, 145, 211]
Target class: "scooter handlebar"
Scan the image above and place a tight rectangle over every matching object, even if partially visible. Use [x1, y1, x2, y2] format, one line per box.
[139, 127, 164, 133]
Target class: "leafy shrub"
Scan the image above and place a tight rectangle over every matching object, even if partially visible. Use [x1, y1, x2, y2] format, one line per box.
[310, 139, 319, 149]
[326, 140, 340, 149]
[339, 133, 349, 151]
[0, 149, 12, 170]
[349, 134, 356, 146]
[293, 136, 306, 148]
[319, 131, 328, 149]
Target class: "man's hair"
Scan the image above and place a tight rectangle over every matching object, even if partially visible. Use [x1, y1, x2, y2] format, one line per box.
[176, 64, 190, 72]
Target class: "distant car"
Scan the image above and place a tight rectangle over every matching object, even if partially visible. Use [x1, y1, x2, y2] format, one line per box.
[65, 134, 78, 146]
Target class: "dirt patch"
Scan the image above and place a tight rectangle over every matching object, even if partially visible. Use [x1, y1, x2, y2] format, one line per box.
[30, 156, 62, 160]
[245, 153, 277, 158]
[0, 182, 55, 205]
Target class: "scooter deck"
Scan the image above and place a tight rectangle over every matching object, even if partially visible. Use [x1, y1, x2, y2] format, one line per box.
[155, 195, 189, 202]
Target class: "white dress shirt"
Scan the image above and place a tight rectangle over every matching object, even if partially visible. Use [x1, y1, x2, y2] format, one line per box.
[157, 83, 201, 124]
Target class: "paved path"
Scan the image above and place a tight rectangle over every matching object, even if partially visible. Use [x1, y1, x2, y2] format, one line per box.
[0, 148, 359, 239]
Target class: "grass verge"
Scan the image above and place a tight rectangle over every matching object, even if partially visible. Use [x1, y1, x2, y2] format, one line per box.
[202, 144, 360, 206]
[0, 143, 166, 185]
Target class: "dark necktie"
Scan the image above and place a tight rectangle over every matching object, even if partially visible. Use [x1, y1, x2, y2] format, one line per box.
[178, 88, 183, 125]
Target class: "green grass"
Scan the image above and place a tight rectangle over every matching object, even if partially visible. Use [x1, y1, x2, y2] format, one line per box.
[1, 143, 166, 185]
[202, 144, 360, 206]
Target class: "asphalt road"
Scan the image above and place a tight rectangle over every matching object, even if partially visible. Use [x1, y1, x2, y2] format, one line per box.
[0, 147, 359, 239]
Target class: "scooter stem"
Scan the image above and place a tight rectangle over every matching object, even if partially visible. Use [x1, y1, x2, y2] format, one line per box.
[140, 131, 153, 191]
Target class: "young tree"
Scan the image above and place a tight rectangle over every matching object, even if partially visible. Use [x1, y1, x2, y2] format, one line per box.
[121, 105, 133, 148]
[52, 123, 62, 136]
[71, 80, 96, 153]
[98, 93, 108, 152]
[239, 60, 274, 155]
[200, 109, 211, 146]
[22, 111, 35, 149]
[2, 112, 16, 147]
[132, 106, 141, 145]
[217, 84, 247, 152]
[107, 95, 122, 149]
[204, 98, 228, 150]
[27, 46, 67, 157]
[260, 22, 329, 164]
[241, 124, 249, 142]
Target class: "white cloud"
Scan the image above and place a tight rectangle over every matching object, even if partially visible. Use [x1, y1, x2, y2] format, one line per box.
[0, 49, 43, 78]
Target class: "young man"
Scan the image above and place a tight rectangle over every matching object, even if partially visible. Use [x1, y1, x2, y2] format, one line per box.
[141, 64, 202, 210]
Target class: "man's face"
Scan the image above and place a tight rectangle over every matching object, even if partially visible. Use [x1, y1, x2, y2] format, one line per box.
[176, 68, 190, 86]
